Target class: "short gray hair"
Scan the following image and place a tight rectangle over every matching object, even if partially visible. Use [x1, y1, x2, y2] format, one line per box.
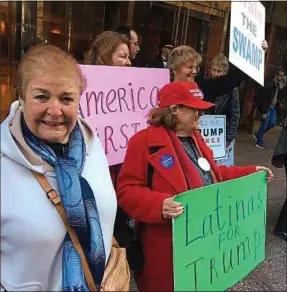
[209, 53, 229, 74]
[168, 45, 202, 71]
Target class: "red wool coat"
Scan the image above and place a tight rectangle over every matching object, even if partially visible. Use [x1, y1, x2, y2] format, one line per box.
[116, 126, 256, 291]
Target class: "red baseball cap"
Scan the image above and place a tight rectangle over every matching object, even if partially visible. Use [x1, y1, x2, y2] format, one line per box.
[158, 81, 214, 110]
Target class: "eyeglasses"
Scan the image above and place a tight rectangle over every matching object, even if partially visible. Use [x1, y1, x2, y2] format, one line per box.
[130, 41, 139, 47]
[211, 68, 224, 74]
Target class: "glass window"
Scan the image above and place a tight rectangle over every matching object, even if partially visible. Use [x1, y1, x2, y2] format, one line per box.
[0, 1, 19, 121]
[37, 1, 105, 62]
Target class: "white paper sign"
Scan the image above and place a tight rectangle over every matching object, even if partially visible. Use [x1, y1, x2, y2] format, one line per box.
[216, 140, 235, 167]
[229, 0, 266, 86]
[198, 115, 226, 159]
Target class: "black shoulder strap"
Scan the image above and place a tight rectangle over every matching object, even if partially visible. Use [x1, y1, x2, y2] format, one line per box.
[112, 163, 122, 189]
[147, 146, 160, 189]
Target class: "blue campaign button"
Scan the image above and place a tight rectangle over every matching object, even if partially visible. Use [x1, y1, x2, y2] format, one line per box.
[160, 154, 175, 169]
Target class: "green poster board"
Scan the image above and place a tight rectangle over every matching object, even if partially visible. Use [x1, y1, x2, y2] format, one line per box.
[173, 172, 267, 291]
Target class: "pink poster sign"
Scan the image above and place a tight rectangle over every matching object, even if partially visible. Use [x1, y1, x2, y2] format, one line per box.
[79, 65, 170, 165]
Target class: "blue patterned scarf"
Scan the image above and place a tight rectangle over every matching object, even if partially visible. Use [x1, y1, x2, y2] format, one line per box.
[21, 116, 106, 291]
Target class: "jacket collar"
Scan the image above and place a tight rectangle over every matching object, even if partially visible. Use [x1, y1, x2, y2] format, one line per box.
[146, 126, 221, 192]
[147, 125, 201, 147]
[147, 125, 170, 147]
[146, 126, 188, 193]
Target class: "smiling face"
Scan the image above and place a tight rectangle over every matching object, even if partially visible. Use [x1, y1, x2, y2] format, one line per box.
[173, 60, 199, 83]
[111, 43, 131, 66]
[20, 70, 80, 144]
[172, 105, 203, 135]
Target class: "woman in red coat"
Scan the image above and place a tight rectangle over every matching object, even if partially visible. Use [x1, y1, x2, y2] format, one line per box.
[116, 81, 273, 291]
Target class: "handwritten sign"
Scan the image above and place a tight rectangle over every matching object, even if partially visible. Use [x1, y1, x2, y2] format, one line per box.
[79, 65, 170, 165]
[173, 171, 267, 291]
[79, 66, 226, 165]
[216, 140, 235, 167]
[229, 0, 265, 86]
[198, 115, 226, 159]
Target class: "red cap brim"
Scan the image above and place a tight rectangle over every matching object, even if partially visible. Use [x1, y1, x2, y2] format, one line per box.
[184, 99, 215, 110]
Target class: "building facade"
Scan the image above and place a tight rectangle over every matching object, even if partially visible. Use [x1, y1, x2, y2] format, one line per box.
[0, 0, 230, 121]
[1, 1, 286, 126]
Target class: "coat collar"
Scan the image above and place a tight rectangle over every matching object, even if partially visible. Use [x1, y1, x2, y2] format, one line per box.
[147, 125, 170, 147]
[146, 126, 188, 194]
[147, 125, 202, 147]
[146, 126, 221, 193]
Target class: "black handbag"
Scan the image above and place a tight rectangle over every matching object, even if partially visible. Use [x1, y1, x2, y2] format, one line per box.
[114, 209, 144, 270]
[113, 146, 160, 270]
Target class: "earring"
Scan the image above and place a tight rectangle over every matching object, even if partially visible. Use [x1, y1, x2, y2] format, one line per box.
[170, 105, 178, 114]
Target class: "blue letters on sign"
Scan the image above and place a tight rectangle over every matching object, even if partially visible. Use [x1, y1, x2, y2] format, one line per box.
[232, 26, 263, 70]
[160, 154, 175, 169]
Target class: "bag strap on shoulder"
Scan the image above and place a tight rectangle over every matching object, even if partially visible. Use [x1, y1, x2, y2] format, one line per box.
[32, 171, 97, 292]
[147, 146, 160, 189]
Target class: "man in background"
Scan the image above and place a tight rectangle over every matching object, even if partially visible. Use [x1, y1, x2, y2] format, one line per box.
[254, 66, 285, 149]
[116, 26, 140, 62]
[153, 44, 173, 68]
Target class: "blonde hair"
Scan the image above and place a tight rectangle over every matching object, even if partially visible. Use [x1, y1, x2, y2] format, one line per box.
[84, 31, 129, 65]
[209, 53, 229, 74]
[168, 45, 202, 71]
[17, 44, 86, 99]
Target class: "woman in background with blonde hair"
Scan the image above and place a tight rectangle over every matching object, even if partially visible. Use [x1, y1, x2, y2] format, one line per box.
[168, 41, 268, 102]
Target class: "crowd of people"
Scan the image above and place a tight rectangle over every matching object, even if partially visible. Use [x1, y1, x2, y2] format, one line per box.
[1, 24, 285, 292]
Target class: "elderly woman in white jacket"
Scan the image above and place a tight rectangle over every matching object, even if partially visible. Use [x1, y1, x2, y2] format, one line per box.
[1, 45, 117, 291]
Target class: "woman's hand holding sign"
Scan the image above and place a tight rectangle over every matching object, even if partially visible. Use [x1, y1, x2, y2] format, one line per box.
[256, 166, 274, 182]
[162, 197, 184, 219]
[161, 166, 273, 220]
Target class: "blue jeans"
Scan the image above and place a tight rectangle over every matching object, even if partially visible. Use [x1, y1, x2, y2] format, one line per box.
[256, 108, 277, 144]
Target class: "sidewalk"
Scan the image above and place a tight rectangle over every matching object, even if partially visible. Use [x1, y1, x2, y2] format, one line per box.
[229, 126, 286, 291]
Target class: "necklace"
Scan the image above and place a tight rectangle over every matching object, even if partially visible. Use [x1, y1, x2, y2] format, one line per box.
[179, 137, 213, 184]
